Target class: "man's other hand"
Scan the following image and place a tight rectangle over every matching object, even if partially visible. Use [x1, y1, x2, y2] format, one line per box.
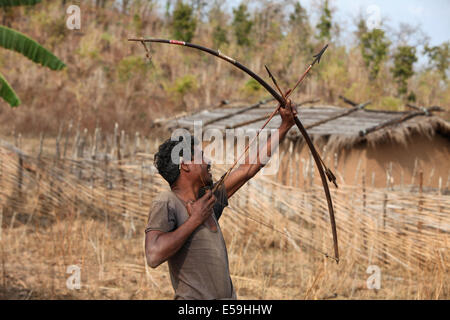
[186, 190, 216, 226]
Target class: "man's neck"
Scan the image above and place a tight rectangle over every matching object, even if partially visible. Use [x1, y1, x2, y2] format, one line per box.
[171, 176, 201, 202]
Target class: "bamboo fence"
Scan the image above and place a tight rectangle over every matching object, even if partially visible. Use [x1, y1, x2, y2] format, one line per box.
[0, 126, 449, 279]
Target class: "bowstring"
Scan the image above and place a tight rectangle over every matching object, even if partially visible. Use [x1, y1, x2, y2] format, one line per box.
[212, 192, 337, 262]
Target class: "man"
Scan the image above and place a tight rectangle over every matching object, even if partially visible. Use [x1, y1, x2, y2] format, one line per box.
[145, 99, 297, 300]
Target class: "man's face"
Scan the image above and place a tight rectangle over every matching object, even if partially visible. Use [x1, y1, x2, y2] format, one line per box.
[185, 146, 213, 187]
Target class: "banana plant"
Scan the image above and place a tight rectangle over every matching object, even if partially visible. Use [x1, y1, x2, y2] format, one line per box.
[0, 0, 66, 107]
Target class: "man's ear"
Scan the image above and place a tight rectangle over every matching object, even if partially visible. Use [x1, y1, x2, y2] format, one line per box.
[179, 161, 190, 173]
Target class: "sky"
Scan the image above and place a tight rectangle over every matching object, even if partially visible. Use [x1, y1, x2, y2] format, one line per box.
[224, 0, 449, 45]
[324, 0, 449, 46]
[223, 0, 450, 66]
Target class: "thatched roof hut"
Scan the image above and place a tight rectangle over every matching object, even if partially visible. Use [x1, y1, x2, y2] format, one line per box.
[162, 99, 450, 190]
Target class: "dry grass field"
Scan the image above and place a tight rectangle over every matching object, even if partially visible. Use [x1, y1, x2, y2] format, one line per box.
[0, 133, 448, 300]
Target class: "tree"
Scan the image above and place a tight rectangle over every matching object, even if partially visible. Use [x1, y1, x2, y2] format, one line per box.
[391, 46, 417, 96]
[189, 0, 208, 20]
[0, 0, 66, 107]
[209, 1, 228, 49]
[232, 3, 252, 47]
[212, 25, 228, 49]
[316, 0, 332, 41]
[171, 0, 197, 42]
[424, 41, 449, 80]
[357, 22, 390, 80]
[289, 1, 312, 52]
[290, 1, 310, 37]
[252, 1, 283, 45]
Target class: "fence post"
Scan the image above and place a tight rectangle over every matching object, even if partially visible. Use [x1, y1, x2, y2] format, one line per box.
[400, 169, 404, 189]
[418, 170, 424, 214]
[103, 153, 110, 226]
[38, 132, 44, 160]
[309, 154, 314, 189]
[334, 152, 338, 173]
[144, 137, 150, 155]
[294, 146, 300, 188]
[112, 123, 119, 160]
[427, 168, 435, 186]
[63, 120, 73, 159]
[362, 169, 366, 211]
[13, 129, 18, 148]
[90, 127, 100, 210]
[53, 124, 64, 208]
[139, 159, 144, 207]
[277, 149, 286, 184]
[360, 169, 366, 255]
[382, 169, 390, 264]
[17, 153, 23, 196]
[77, 128, 88, 179]
[288, 141, 294, 187]
[71, 125, 80, 176]
[120, 130, 126, 159]
[134, 132, 140, 162]
[55, 123, 63, 162]
[411, 158, 419, 188]
[353, 158, 362, 185]
[153, 138, 159, 154]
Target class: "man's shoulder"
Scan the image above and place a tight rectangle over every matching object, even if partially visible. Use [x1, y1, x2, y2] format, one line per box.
[152, 190, 177, 204]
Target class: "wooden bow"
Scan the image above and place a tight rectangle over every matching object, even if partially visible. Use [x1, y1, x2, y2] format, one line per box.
[128, 38, 339, 263]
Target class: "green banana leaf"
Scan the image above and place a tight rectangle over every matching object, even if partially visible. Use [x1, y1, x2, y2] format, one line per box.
[0, 72, 20, 107]
[0, 25, 66, 70]
[0, 0, 41, 7]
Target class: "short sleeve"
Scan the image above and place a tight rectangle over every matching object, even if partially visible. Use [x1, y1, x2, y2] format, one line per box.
[145, 200, 176, 233]
[213, 183, 228, 221]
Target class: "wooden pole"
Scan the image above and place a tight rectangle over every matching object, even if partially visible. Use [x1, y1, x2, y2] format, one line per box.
[411, 158, 419, 187]
[382, 169, 389, 264]
[418, 170, 423, 212]
[17, 154, 23, 195]
[112, 123, 119, 161]
[288, 141, 294, 187]
[63, 120, 73, 159]
[294, 147, 300, 188]
[55, 123, 63, 161]
[76, 128, 87, 180]
[38, 132, 44, 160]
[361, 168, 366, 252]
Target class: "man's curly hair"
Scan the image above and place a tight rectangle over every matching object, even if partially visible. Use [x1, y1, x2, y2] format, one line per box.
[154, 134, 198, 186]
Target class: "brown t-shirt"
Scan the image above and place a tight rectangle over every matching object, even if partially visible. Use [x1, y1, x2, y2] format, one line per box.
[145, 184, 236, 300]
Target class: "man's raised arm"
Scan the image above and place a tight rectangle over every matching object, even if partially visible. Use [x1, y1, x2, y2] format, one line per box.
[223, 99, 297, 198]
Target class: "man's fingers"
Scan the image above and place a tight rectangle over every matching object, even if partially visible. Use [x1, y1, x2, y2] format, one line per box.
[204, 196, 216, 210]
[200, 189, 213, 201]
[207, 195, 216, 207]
